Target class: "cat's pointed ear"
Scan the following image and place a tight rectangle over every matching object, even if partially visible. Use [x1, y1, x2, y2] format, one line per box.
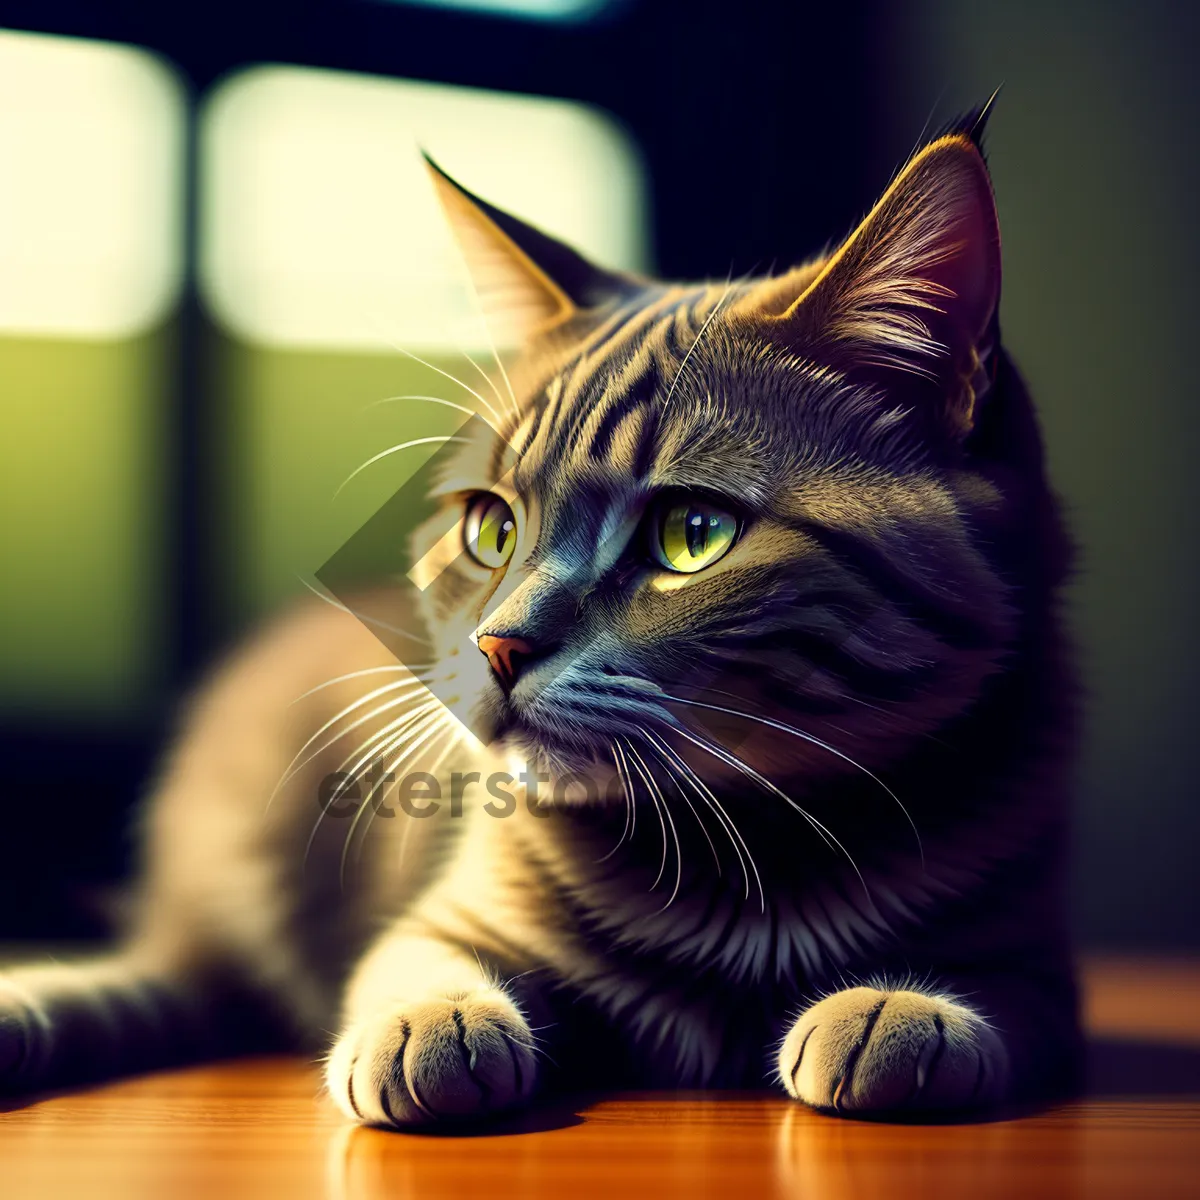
[423, 153, 636, 345]
[734, 131, 1001, 438]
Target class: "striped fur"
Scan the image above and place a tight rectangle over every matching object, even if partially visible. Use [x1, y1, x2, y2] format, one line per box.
[0, 127, 1079, 1122]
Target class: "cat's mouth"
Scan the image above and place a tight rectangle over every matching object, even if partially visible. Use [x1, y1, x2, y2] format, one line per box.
[483, 668, 672, 776]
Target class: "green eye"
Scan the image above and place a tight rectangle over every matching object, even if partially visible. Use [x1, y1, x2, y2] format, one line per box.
[653, 497, 739, 573]
[464, 494, 517, 569]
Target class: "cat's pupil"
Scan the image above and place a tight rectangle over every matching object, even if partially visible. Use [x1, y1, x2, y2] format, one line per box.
[686, 510, 711, 557]
[496, 519, 513, 553]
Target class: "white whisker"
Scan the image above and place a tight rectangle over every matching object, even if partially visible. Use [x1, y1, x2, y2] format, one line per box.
[611, 738, 638, 845]
[291, 664, 432, 705]
[397, 726, 460, 873]
[667, 720, 873, 906]
[460, 348, 518, 426]
[268, 679, 431, 813]
[664, 692, 922, 866]
[386, 341, 508, 429]
[366, 393, 494, 429]
[294, 577, 429, 646]
[643, 735, 720, 873]
[332, 698, 443, 788]
[626, 739, 682, 911]
[303, 704, 441, 863]
[662, 275, 737, 408]
[334, 435, 469, 498]
[490, 350, 520, 425]
[645, 729, 764, 912]
[457, 262, 522, 425]
[335, 710, 452, 882]
[597, 739, 635, 863]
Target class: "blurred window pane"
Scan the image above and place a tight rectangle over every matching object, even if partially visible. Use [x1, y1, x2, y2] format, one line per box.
[0, 30, 183, 338]
[374, 1, 615, 23]
[199, 66, 647, 352]
[199, 66, 647, 620]
[0, 32, 181, 718]
[0, 335, 167, 718]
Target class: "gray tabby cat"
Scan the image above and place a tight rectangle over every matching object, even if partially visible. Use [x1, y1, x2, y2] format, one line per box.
[0, 112, 1080, 1124]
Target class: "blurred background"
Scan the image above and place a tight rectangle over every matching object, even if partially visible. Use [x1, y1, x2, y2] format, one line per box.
[0, 0, 1195, 949]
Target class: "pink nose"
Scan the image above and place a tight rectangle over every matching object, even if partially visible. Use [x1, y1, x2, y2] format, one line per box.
[477, 634, 535, 690]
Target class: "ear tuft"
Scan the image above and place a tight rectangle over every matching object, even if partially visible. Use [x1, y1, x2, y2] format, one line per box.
[938, 87, 1003, 152]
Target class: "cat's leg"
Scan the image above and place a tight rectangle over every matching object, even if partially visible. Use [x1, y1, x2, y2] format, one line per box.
[324, 922, 541, 1128]
[776, 966, 1079, 1114]
[0, 948, 262, 1095]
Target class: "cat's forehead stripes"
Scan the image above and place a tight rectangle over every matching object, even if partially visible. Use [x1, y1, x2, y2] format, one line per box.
[488, 285, 693, 464]
[469, 270, 940, 543]
[499, 285, 773, 500]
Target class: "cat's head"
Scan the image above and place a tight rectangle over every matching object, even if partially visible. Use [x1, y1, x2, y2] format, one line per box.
[410, 117, 1033, 796]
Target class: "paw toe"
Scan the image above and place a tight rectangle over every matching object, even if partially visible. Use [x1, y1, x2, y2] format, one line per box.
[329, 990, 537, 1128]
[780, 986, 1007, 1114]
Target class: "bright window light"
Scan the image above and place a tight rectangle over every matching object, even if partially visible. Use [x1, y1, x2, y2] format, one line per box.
[0, 30, 184, 339]
[199, 67, 647, 351]
[374, 0, 614, 20]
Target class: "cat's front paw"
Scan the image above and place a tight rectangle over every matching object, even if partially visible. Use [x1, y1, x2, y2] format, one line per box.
[778, 985, 1008, 1114]
[326, 987, 538, 1128]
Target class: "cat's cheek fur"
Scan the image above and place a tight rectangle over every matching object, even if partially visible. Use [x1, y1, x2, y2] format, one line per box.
[777, 985, 1009, 1113]
[325, 987, 538, 1127]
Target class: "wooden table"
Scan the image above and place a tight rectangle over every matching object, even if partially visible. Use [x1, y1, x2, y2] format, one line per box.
[2, 958, 1198, 1199]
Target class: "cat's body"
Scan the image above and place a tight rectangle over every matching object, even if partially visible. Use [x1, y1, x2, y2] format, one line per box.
[0, 115, 1081, 1122]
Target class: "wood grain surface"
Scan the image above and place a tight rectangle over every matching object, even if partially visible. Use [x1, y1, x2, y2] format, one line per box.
[2, 957, 1198, 1199]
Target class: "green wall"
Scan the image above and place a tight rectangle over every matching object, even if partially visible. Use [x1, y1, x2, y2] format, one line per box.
[0, 332, 167, 719]
[217, 340, 469, 623]
[904, 0, 1200, 944]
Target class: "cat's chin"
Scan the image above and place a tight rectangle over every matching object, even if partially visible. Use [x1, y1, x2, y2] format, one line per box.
[498, 729, 616, 786]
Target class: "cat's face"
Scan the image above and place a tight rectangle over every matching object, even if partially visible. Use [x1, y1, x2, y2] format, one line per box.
[410, 131, 1019, 793]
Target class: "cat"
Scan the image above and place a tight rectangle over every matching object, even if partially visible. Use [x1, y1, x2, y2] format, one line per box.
[0, 105, 1081, 1124]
